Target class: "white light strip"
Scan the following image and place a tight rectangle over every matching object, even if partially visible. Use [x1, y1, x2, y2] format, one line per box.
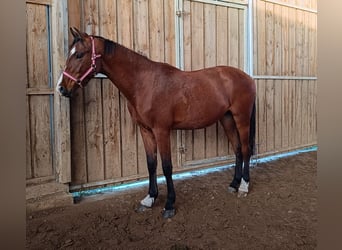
[72, 145, 317, 198]
[253, 75, 317, 80]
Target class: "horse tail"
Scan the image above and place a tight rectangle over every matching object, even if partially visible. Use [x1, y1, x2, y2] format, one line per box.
[249, 101, 256, 156]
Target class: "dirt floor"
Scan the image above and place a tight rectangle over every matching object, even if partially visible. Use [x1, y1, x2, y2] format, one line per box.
[26, 151, 317, 250]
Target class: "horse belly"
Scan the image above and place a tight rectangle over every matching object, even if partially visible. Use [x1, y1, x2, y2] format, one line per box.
[172, 99, 228, 130]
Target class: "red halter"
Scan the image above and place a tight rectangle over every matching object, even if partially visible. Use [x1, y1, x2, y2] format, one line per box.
[63, 36, 101, 88]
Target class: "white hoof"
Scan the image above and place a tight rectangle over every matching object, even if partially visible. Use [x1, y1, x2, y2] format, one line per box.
[228, 186, 237, 193]
[140, 194, 155, 208]
[238, 179, 249, 197]
[237, 191, 248, 198]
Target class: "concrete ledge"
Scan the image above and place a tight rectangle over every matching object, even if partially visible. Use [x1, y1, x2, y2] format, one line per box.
[26, 182, 73, 213]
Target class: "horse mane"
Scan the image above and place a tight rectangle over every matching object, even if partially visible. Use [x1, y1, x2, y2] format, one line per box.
[93, 35, 151, 62]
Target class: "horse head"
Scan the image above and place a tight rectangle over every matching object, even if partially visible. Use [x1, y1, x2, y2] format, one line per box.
[56, 27, 102, 97]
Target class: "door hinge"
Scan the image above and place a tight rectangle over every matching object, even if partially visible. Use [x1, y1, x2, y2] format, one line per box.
[176, 10, 190, 17]
[179, 146, 187, 154]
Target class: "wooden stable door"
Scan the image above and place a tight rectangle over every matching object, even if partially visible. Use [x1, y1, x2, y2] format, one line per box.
[26, 1, 56, 184]
[178, 0, 248, 169]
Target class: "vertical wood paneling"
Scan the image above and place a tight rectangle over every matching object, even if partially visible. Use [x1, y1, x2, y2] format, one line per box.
[26, 3, 54, 179]
[99, 1, 122, 180]
[228, 8, 239, 68]
[204, 4, 217, 159]
[117, 0, 138, 178]
[149, 0, 165, 62]
[63, 0, 317, 189]
[68, 0, 88, 185]
[30, 96, 54, 177]
[26, 96, 32, 179]
[216, 6, 229, 157]
[191, 2, 206, 161]
[273, 5, 282, 150]
[134, 0, 150, 176]
[164, 0, 176, 66]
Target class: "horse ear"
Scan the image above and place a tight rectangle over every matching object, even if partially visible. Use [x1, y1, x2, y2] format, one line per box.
[70, 27, 88, 40]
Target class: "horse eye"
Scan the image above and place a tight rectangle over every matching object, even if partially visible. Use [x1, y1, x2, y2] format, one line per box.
[76, 52, 84, 59]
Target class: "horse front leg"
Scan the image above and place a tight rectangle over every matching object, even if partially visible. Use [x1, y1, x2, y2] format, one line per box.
[136, 126, 158, 212]
[154, 129, 176, 219]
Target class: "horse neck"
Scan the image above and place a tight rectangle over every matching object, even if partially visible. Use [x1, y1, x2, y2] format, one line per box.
[100, 43, 152, 103]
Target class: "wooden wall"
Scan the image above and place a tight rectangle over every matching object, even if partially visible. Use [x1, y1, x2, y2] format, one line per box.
[181, 0, 246, 168]
[25, 0, 317, 191]
[67, 0, 178, 189]
[26, 0, 55, 183]
[253, 0, 317, 155]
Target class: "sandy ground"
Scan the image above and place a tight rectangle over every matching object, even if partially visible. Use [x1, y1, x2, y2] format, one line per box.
[27, 151, 317, 249]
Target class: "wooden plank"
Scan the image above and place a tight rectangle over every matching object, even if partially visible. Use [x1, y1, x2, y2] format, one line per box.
[183, 0, 192, 71]
[238, 8, 245, 70]
[26, 0, 52, 6]
[265, 2, 274, 75]
[309, 13, 317, 76]
[274, 80, 282, 150]
[52, 0, 71, 183]
[301, 10, 310, 145]
[164, 0, 176, 67]
[294, 9, 304, 146]
[67, 0, 81, 39]
[98, 0, 117, 40]
[204, 3, 218, 159]
[216, 6, 228, 67]
[101, 79, 122, 179]
[67, 0, 87, 185]
[281, 79, 289, 149]
[281, 4, 289, 75]
[134, 0, 150, 176]
[26, 3, 54, 179]
[273, 4, 282, 150]
[301, 80, 309, 145]
[83, 0, 105, 182]
[83, 79, 105, 182]
[70, 92, 88, 184]
[30, 96, 53, 178]
[117, 0, 138, 177]
[273, 3, 281, 75]
[313, 81, 317, 142]
[134, 0, 149, 55]
[26, 3, 49, 88]
[256, 0, 266, 76]
[294, 80, 302, 146]
[257, 79, 267, 154]
[149, 0, 165, 62]
[228, 7, 239, 68]
[26, 96, 32, 179]
[98, 1, 122, 180]
[216, 5, 229, 157]
[182, 0, 193, 163]
[288, 80, 296, 148]
[265, 80, 275, 152]
[281, 4, 289, 149]
[191, 1, 205, 161]
[27, 88, 54, 95]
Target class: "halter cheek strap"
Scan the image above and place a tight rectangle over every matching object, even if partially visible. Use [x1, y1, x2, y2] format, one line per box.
[63, 36, 101, 88]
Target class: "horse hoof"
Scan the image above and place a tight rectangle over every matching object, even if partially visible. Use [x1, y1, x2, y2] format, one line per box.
[237, 191, 248, 198]
[162, 208, 175, 219]
[136, 204, 151, 213]
[228, 186, 237, 193]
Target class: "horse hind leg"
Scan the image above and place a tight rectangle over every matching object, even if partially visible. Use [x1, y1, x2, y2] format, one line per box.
[219, 112, 243, 193]
[234, 116, 254, 198]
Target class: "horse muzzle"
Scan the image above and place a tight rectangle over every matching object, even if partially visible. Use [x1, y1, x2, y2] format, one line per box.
[57, 85, 72, 98]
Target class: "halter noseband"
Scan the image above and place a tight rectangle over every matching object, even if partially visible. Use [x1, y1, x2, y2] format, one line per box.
[63, 36, 101, 88]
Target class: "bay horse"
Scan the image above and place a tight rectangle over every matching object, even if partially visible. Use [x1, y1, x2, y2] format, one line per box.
[57, 27, 256, 219]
